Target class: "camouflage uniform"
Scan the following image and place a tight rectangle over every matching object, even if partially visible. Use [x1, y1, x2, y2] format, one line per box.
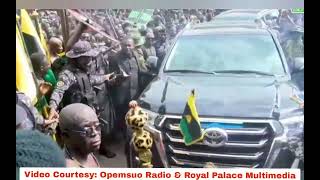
[81, 33, 92, 42]
[16, 91, 45, 131]
[132, 48, 149, 72]
[287, 124, 304, 162]
[176, 16, 187, 33]
[132, 35, 149, 72]
[41, 18, 54, 39]
[143, 29, 157, 58]
[49, 67, 107, 110]
[282, 28, 304, 73]
[49, 41, 106, 111]
[143, 46, 156, 58]
[283, 38, 304, 61]
[154, 37, 170, 69]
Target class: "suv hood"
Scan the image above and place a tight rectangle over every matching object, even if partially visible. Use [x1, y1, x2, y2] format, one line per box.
[138, 74, 302, 119]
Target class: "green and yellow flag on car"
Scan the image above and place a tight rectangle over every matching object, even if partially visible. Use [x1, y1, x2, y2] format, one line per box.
[179, 90, 203, 146]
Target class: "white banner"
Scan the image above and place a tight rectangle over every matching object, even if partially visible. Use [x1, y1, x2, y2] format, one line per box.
[20, 168, 300, 180]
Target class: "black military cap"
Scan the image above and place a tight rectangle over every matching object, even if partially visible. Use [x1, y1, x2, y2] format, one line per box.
[66, 41, 99, 59]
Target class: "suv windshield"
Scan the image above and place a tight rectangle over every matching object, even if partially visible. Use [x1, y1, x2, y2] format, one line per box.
[164, 34, 286, 76]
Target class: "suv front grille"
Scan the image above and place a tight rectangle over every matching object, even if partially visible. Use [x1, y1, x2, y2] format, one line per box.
[160, 116, 275, 168]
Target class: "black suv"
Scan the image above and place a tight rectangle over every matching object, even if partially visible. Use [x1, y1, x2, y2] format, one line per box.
[128, 21, 304, 169]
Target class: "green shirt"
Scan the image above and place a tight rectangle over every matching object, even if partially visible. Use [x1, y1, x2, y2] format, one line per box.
[44, 69, 57, 87]
[51, 55, 69, 78]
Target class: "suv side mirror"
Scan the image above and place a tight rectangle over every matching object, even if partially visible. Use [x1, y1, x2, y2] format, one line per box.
[291, 57, 304, 74]
[147, 56, 158, 71]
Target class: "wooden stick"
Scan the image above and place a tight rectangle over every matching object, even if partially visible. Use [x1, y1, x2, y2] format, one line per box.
[67, 9, 120, 45]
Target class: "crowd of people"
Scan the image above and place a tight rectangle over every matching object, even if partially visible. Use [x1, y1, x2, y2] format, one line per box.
[16, 9, 304, 168]
[17, 9, 222, 168]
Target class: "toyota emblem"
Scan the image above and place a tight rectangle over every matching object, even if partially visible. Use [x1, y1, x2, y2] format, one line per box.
[203, 128, 228, 147]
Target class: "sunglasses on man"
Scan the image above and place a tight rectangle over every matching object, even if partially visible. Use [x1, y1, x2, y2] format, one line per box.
[67, 123, 103, 137]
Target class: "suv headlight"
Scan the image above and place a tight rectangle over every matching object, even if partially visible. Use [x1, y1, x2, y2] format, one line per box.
[280, 116, 304, 161]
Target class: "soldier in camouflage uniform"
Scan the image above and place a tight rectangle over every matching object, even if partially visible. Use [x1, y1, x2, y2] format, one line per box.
[48, 41, 114, 119]
[282, 26, 304, 72]
[176, 16, 187, 33]
[93, 33, 107, 53]
[153, 26, 170, 70]
[132, 34, 149, 72]
[142, 29, 157, 58]
[152, 15, 166, 31]
[16, 91, 57, 131]
[132, 34, 155, 93]
[81, 33, 92, 42]
[122, 21, 133, 35]
[41, 18, 54, 40]
[48, 40, 116, 157]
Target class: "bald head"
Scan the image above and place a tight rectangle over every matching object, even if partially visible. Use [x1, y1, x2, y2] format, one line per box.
[59, 103, 98, 131]
[48, 37, 63, 54]
[59, 103, 101, 154]
[49, 37, 62, 47]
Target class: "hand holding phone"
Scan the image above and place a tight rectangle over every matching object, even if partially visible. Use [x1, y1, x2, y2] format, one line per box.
[104, 72, 115, 81]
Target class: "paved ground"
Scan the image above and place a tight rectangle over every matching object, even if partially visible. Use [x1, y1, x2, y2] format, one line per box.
[95, 138, 127, 167]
